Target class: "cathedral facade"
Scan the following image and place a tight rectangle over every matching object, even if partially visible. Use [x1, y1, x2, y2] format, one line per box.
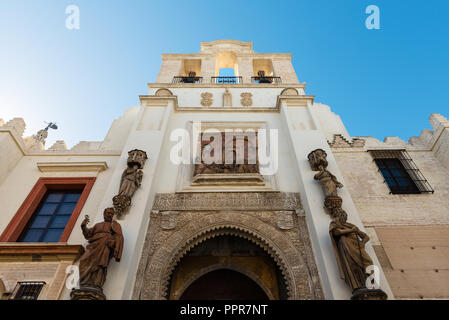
[0, 40, 448, 300]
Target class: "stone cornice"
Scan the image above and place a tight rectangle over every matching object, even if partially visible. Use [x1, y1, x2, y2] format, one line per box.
[147, 83, 306, 89]
[140, 93, 315, 113]
[276, 95, 315, 108]
[37, 161, 108, 173]
[161, 53, 293, 60]
[0, 243, 84, 262]
[152, 192, 303, 211]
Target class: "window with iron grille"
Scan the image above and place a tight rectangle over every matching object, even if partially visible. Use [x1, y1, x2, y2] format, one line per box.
[11, 281, 45, 300]
[369, 150, 434, 194]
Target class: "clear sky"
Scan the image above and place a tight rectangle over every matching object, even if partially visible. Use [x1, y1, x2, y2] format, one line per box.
[1, 0, 448, 148]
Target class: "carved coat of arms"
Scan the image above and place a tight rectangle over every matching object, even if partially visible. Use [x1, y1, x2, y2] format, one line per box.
[201, 92, 213, 107]
[240, 93, 252, 107]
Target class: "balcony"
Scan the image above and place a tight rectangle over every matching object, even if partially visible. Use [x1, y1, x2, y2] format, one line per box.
[211, 76, 243, 84]
[251, 76, 281, 84]
[172, 76, 203, 84]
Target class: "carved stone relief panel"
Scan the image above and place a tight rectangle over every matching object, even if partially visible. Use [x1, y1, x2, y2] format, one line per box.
[275, 211, 294, 230]
[160, 211, 179, 230]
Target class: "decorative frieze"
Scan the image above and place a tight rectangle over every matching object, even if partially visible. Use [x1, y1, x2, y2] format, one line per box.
[328, 134, 366, 148]
[152, 192, 303, 211]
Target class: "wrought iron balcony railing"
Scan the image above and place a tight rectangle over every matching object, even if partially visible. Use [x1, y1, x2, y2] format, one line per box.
[251, 76, 281, 84]
[172, 76, 203, 84]
[211, 76, 243, 84]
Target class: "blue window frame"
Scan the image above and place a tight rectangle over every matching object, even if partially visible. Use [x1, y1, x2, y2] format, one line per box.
[18, 191, 82, 242]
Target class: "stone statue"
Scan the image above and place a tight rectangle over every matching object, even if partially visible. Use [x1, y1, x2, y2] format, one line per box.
[314, 167, 343, 198]
[307, 148, 328, 171]
[118, 164, 143, 198]
[71, 207, 124, 300]
[329, 209, 372, 292]
[113, 149, 148, 218]
[328, 204, 387, 300]
[308, 148, 387, 299]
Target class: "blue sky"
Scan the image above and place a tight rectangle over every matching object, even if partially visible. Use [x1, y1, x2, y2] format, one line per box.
[0, 0, 448, 148]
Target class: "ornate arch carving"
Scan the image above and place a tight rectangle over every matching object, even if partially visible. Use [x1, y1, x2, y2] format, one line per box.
[163, 226, 292, 299]
[135, 210, 323, 300]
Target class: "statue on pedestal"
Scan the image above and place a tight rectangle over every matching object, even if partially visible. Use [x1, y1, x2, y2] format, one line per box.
[314, 166, 343, 198]
[308, 148, 387, 300]
[70, 207, 124, 300]
[113, 149, 148, 218]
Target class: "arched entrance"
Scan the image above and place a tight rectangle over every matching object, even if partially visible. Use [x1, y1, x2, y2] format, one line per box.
[168, 234, 286, 300]
[180, 269, 269, 300]
[132, 192, 324, 300]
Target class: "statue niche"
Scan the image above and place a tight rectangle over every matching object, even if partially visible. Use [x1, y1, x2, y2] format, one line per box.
[307, 148, 387, 300]
[70, 207, 124, 300]
[113, 149, 148, 218]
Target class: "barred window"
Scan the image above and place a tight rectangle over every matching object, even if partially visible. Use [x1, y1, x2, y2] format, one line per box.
[369, 150, 434, 194]
[11, 281, 45, 300]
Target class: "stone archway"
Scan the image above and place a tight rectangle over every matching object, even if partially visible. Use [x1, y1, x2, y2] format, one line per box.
[167, 232, 286, 300]
[132, 192, 323, 300]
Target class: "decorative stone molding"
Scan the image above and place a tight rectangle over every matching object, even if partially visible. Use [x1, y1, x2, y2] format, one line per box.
[240, 92, 253, 106]
[37, 161, 108, 173]
[152, 192, 302, 211]
[160, 211, 179, 230]
[70, 287, 106, 300]
[200, 92, 213, 107]
[275, 211, 295, 230]
[132, 192, 324, 300]
[328, 134, 366, 148]
[191, 173, 264, 186]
